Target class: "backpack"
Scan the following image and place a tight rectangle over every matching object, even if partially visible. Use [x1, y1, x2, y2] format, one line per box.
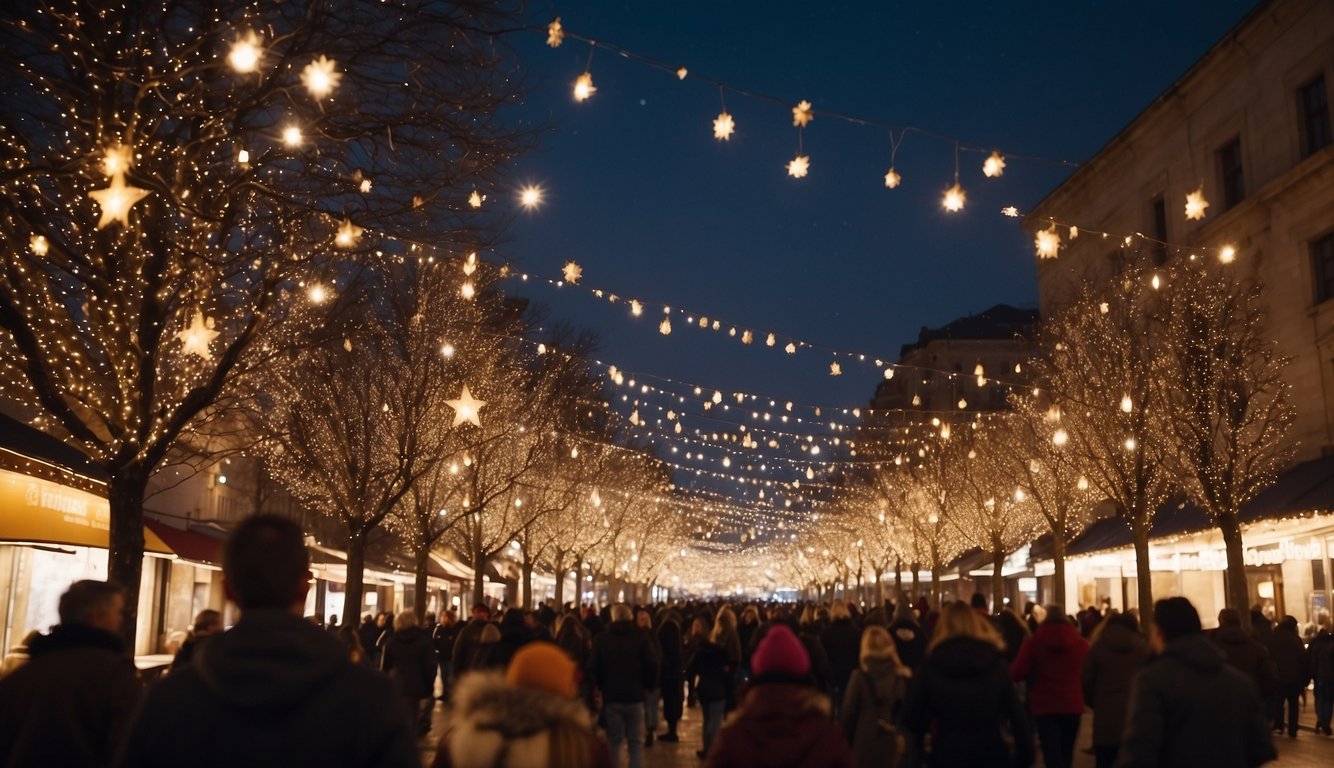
[859, 669, 906, 766]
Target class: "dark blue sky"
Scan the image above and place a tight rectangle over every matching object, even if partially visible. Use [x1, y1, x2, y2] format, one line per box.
[504, 1, 1257, 411]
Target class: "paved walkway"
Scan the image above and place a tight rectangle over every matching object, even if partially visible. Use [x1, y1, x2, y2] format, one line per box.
[417, 691, 1334, 767]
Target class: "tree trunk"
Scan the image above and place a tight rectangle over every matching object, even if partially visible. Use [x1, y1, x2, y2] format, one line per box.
[894, 557, 903, 596]
[553, 555, 567, 610]
[413, 547, 430, 622]
[521, 552, 534, 610]
[991, 543, 1006, 616]
[343, 528, 366, 628]
[107, 469, 150, 651]
[1218, 513, 1252, 632]
[1052, 531, 1067, 611]
[1131, 524, 1154, 632]
[471, 549, 486, 607]
[910, 561, 920, 602]
[930, 565, 940, 609]
[874, 567, 885, 607]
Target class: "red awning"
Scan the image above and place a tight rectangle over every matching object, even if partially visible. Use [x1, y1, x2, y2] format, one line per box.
[144, 519, 224, 566]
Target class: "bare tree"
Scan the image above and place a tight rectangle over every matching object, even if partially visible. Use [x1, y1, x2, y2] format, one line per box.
[0, 0, 522, 645]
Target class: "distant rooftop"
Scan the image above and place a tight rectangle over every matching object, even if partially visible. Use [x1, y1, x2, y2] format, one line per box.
[900, 304, 1039, 358]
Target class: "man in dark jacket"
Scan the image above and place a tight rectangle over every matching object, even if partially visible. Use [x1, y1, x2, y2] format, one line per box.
[1310, 614, 1334, 735]
[1115, 597, 1275, 768]
[588, 603, 657, 768]
[0, 580, 141, 767]
[1268, 616, 1308, 737]
[1210, 608, 1278, 699]
[888, 599, 926, 670]
[116, 514, 418, 768]
[451, 603, 492, 676]
[431, 609, 461, 700]
[382, 611, 437, 735]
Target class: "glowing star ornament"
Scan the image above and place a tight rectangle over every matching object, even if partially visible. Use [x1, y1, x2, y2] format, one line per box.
[89, 176, 150, 229]
[942, 182, 965, 212]
[1002, 206, 1020, 217]
[177, 311, 220, 360]
[982, 151, 1006, 178]
[519, 185, 543, 209]
[1184, 186, 1210, 221]
[884, 168, 901, 188]
[282, 126, 302, 147]
[445, 385, 487, 428]
[573, 72, 596, 101]
[334, 218, 363, 248]
[29, 235, 49, 256]
[1035, 225, 1062, 259]
[102, 144, 132, 177]
[468, 190, 483, 209]
[562, 261, 582, 284]
[546, 17, 564, 47]
[460, 282, 476, 300]
[1219, 245, 1237, 264]
[787, 155, 810, 179]
[228, 31, 263, 73]
[713, 112, 735, 141]
[300, 55, 341, 99]
[792, 100, 814, 127]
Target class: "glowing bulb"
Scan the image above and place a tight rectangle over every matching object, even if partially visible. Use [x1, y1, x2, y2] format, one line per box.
[884, 168, 901, 188]
[659, 318, 672, 335]
[334, 218, 362, 248]
[630, 300, 643, 317]
[307, 284, 328, 304]
[460, 282, 476, 299]
[1077, 476, 1089, 491]
[713, 112, 735, 140]
[282, 126, 302, 147]
[1151, 273, 1161, 290]
[300, 55, 341, 98]
[787, 155, 810, 178]
[982, 151, 1006, 177]
[1121, 394, 1133, 413]
[1184, 186, 1210, 221]
[1035, 225, 1062, 259]
[237, 149, 250, 165]
[942, 182, 965, 212]
[441, 343, 455, 358]
[573, 72, 595, 101]
[1219, 245, 1236, 264]
[1052, 428, 1069, 446]
[469, 190, 483, 208]
[29, 235, 49, 256]
[102, 144, 132, 177]
[519, 185, 543, 209]
[1124, 437, 1137, 452]
[546, 17, 564, 47]
[228, 31, 263, 73]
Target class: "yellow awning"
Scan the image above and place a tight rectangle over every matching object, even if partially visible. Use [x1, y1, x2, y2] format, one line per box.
[0, 467, 171, 554]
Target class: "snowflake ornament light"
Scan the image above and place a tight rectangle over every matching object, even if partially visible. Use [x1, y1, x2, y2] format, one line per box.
[982, 151, 1006, 178]
[301, 55, 341, 99]
[562, 261, 582, 284]
[546, 18, 564, 47]
[1184, 186, 1210, 220]
[787, 155, 810, 178]
[792, 100, 814, 127]
[713, 112, 735, 141]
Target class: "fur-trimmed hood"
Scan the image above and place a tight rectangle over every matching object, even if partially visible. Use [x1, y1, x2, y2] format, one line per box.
[442, 671, 594, 768]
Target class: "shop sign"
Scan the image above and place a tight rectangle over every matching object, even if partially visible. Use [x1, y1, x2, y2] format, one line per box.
[1149, 539, 1322, 572]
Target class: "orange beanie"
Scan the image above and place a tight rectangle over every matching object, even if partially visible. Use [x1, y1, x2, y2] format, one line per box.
[505, 641, 578, 698]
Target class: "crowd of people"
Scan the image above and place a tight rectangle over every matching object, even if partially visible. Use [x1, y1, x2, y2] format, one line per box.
[0, 513, 1332, 767]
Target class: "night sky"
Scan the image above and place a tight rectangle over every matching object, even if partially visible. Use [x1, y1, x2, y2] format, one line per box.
[498, 2, 1257, 522]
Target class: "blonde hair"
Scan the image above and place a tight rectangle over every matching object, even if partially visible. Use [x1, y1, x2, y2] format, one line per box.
[393, 611, 419, 632]
[859, 625, 904, 672]
[929, 601, 1004, 651]
[715, 606, 737, 630]
[709, 607, 736, 644]
[830, 601, 851, 621]
[799, 605, 815, 627]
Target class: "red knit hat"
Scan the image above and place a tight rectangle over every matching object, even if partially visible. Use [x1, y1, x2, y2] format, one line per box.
[751, 624, 810, 678]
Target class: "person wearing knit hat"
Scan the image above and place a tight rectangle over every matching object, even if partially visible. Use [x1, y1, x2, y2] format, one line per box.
[431, 641, 612, 768]
[703, 624, 854, 767]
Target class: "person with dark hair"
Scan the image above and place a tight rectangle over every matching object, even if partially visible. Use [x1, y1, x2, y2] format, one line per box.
[0, 580, 141, 767]
[656, 610, 685, 742]
[432, 609, 461, 700]
[1311, 612, 1334, 735]
[1012, 606, 1088, 768]
[1268, 616, 1307, 738]
[1115, 597, 1276, 767]
[451, 603, 493, 677]
[1211, 608, 1278, 701]
[116, 514, 418, 767]
[587, 603, 657, 768]
[1081, 612, 1150, 768]
[888, 598, 926, 671]
[969, 592, 990, 617]
[490, 607, 533, 670]
[171, 609, 223, 671]
[382, 611, 438, 735]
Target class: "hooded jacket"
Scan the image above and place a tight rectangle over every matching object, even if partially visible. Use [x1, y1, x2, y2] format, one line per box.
[1080, 620, 1150, 747]
[821, 618, 861, 692]
[1211, 624, 1278, 696]
[115, 609, 417, 768]
[587, 619, 656, 704]
[1266, 621, 1307, 691]
[1115, 633, 1276, 768]
[1011, 620, 1088, 716]
[431, 671, 612, 768]
[382, 624, 437, 700]
[888, 602, 926, 670]
[841, 657, 910, 768]
[903, 635, 1034, 768]
[0, 623, 141, 768]
[703, 679, 854, 768]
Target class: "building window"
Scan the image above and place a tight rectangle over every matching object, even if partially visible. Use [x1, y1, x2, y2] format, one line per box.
[1299, 74, 1331, 158]
[1150, 196, 1168, 265]
[1216, 137, 1244, 210]
[1313, 232, 1334, 304]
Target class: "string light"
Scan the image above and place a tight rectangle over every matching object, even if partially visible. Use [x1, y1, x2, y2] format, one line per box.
[982, 150, 1006, 178]
[574, 72, 596, 101]
[444, 385, 486, 428]
[227, 31, 263, 73]
[547, 17, 564, 47]
[519, 185, 544, 209]
[1184, 186, 1209, 221]
[713, 111, 735, 141]
[300, 55, 341, 99]
[943, 143, 965, 212]
[88, 175, 149, 230]
[282, 126, 303, 147]
[562, 261, 582, 284]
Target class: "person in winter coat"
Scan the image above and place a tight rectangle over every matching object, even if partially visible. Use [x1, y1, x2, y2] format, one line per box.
[739, 606, 760, 672]
[1011, 605, 1089, 768]
[714, 606, 744, 711]
[1268, 616, 1308, 737]
[0, 580, 141, 768]
[451, 603, 493, 676]
[841, 626, 911, 768]
[171, 609, 223, 672]
[382, 611, 439, 735]
[1311, 613, 1334, 735]
[587, 604, 657, 768]
[902, 600, 1034, 768]
[471, 623, 502, 671]
[1081, 612, 1151, 768]
[431, 641, 612, 768]
[822, 601, 862, 718]
[1211, 608, 1278, 700]
[685, 615, 709, 707]
[490, 608, 534, 671]
[357, 614, 380, 668]
[888, 599, 926, 671]
[636, 608, 664, 749]
[996, 608, 1032, 665]
[687, 624, 731, 758]
[555, 612, 594, 710]
[115, 514, 418, 768]
[798, 607, 834, 694]
[0, 630, 40, 678]
[1115, 597, 1276, 768]
[656, 610, 686, 742]
[704, 624, 854, 768]
[432, 610, 462, 700]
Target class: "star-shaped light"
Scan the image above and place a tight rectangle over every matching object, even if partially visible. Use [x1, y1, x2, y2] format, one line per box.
[519, 185, 543, 209]
[282, 126, 302, 147]
[1219, 245, 1237, 264]
[884, 168, 901, 188]
[713, 112, 735, 140]
[468, 190, 483, 208]
[787, 154, 810, 178]
[1184, 186, 1209, 220]
[177, 311, 219, 360]
[942, 182, 966, 212]
[573, 72, 595, 101]
[445, 385, 487, 428]
[460, 281, 476, 300]
[982, 150, 1006, 178]
[829, 361, 842, 377]
[334, 218, 362, 248]
[301, 55, 341, 99]
[228, 31, 263, 73]
[29, 235, 49, 256]
[792, 100, 814, 127]
[1002, 206, 1020, 217]
[546, 17, 564, 47]
[89, 176, 150, 229]
[1035, 225, 1062, 259]
[103, 144, 132, 177]
[562, 261, 582, 284]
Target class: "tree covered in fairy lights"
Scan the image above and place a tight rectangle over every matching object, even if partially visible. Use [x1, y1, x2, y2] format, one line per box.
[0, 0, 523, 642]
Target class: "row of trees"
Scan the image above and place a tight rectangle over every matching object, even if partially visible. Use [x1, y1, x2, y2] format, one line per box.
[787, 253, 1292, 631]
